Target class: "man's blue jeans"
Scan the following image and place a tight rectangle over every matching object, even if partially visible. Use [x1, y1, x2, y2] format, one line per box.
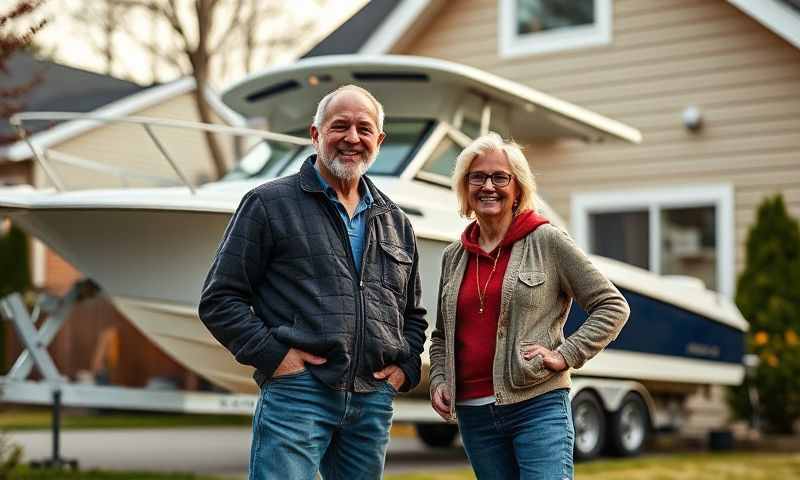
[249, 369, 396, 480]
[456, 388, 574, 480]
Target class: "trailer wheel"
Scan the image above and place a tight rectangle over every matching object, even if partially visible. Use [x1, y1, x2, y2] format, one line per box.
[416, 423, 459, 448]
[607, 392, 649, 457]
[572, 390, 605, 461]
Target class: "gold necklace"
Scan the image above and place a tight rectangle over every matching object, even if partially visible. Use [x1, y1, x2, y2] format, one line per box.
[476, 246, 502, 314]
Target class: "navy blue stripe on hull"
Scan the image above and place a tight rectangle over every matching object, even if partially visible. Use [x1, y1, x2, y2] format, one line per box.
[565, 287, 745, 364]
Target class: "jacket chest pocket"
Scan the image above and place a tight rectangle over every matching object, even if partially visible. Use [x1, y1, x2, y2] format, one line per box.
[515, 271, 546, 310]
[380, 242, 413, 297]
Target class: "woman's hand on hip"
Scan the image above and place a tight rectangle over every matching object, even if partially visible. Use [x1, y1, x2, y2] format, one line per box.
[521, 345, 568, 372]
[431, 383, 452, 420]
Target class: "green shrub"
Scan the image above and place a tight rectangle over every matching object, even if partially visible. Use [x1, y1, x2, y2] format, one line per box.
[729, 195, 800, 433]
[0, 224, 30, 299]
[0, 223, 31, 371]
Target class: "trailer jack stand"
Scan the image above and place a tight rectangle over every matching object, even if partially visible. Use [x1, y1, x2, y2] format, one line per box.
[29, 390, 78, 471]
[0, 284, 95, 471]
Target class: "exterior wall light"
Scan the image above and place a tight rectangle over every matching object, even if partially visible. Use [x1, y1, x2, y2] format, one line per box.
[683, 105, 703, 132]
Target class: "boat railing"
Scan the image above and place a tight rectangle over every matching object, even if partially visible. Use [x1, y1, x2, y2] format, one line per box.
[9, 112, 312, 194]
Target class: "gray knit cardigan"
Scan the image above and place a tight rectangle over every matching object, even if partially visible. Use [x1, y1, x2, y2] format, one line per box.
[429, 224, 630, 421]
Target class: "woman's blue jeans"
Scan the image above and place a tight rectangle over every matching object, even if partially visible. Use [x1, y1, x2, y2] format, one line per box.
[456, 388, 575, 480]
[249, 369, 396, 480]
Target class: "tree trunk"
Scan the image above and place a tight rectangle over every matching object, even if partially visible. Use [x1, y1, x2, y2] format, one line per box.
[191, 78, 227, 180]
[189, 0, 227, 181]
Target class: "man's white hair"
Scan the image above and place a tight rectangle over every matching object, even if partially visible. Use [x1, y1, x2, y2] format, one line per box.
[312, 85, 385, 132]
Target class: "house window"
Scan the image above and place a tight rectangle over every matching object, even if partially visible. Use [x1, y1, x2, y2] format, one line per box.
[499, 0, 612, 58]
[572, 185, 734, 298]
[589, 210, 649, 270]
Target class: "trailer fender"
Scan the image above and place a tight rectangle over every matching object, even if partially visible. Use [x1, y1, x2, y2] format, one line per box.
[570, 378, 655, 426]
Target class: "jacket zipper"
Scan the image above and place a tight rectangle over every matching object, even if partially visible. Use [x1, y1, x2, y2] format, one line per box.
[318, 199, 360, 390]
[318, 195, 389, 391]
[351, 207, 380, 390]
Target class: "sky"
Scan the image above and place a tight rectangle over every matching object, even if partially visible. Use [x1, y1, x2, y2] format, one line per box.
[31, 0, 368, 89]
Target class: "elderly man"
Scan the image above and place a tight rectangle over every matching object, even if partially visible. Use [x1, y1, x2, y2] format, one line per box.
[199, 85, 427, 479]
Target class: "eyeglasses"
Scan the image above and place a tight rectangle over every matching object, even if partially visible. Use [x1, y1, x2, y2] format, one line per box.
[467, 172, 513, 187]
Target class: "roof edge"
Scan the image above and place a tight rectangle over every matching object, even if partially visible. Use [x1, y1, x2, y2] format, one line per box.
[359, 0, 434, 54]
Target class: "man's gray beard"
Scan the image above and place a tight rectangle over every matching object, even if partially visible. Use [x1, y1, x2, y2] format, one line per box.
[320, 152, 377, 182]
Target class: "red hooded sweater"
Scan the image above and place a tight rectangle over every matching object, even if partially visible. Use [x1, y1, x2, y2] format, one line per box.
[455, 210, 550, 401]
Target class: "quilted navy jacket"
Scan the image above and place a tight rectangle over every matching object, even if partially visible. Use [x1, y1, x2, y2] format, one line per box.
[199, 156, 427, 393]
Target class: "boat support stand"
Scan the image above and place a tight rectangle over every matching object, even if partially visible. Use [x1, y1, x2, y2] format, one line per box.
[0, 281, 261, 470]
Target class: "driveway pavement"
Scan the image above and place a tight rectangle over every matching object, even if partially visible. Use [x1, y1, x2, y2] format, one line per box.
[9, 427, 469, 478]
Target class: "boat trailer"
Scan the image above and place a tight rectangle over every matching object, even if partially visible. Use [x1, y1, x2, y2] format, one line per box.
[0, 281, 439, 467]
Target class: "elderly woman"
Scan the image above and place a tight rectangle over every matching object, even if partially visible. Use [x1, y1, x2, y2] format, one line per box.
[429, 133, 630, 479]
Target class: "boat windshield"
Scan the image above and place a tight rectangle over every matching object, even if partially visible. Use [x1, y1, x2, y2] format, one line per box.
[222, 119, 433, 181]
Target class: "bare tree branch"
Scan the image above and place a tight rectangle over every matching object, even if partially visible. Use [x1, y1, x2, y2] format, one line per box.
[209, 0, 244, 56]
[1, 1, 46, 145]
[68, 0, 332, 177]
[163, 0, 189, 51]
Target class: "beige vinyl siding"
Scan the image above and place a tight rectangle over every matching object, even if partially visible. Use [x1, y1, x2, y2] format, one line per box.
[34, 92, 235, 190]
[397, 0, 800, 276]
[0, 160, 32, 186]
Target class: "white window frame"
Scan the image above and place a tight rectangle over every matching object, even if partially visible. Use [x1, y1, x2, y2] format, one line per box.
[571, 185, 735, 299]
[499, 0, 612, 58]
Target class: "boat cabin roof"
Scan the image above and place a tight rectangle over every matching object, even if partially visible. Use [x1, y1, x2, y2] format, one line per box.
[221, 55, 642, 144]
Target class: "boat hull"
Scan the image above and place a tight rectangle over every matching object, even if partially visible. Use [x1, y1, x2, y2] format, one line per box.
[8, 206, 744, 393]
[110, 233, 450, 395]
[9, 206, 448, 392]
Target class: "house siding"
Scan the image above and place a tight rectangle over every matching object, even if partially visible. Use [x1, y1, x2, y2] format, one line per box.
[397, 0, 800, 275]
[0, 160, 32, 186]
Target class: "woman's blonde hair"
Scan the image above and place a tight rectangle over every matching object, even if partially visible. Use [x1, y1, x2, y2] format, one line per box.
[452, 132, 537, 218]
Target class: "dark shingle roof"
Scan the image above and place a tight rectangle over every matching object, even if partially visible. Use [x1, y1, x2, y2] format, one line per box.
[782, 0, 800, 14]
[0, 53, 145, 137]
[302, 0, 403, 58]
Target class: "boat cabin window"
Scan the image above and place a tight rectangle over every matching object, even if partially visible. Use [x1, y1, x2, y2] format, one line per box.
[413, 124, 473, 188]
[222, 141, 294, 181]
[369, 120, 432, 174]
[418, 137, 460, 185]
[224, 119, 433, 181]
[461, 118, 482, 139]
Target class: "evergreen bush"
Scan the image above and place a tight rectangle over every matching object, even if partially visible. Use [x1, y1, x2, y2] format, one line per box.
[0, 223, 32, 373]
[0, 224, 31, 298]
[729, 194, 800, 433]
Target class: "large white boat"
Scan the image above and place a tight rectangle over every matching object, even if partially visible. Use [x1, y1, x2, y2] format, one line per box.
[0, 55, 747, 455]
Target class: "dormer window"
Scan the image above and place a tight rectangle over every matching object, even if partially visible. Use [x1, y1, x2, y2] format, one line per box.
[499, 0, 612, 58]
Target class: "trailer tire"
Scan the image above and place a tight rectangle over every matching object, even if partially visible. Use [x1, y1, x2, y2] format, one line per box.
[607, 392, 649, 457]
[572, 390, 605, 461]
[416, 423, 459, 448]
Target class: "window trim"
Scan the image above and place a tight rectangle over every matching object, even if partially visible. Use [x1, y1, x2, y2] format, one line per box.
[571, 185, 735, 298]
[498, 0, 612, 58]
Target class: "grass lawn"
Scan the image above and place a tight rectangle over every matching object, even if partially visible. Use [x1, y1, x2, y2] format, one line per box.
[384, 452, 800, 480]
[7, 452, 800, 479]
[0, 407, 250, 431]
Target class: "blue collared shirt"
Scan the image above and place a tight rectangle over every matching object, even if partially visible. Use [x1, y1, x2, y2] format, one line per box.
[314, 166, 373, 274]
